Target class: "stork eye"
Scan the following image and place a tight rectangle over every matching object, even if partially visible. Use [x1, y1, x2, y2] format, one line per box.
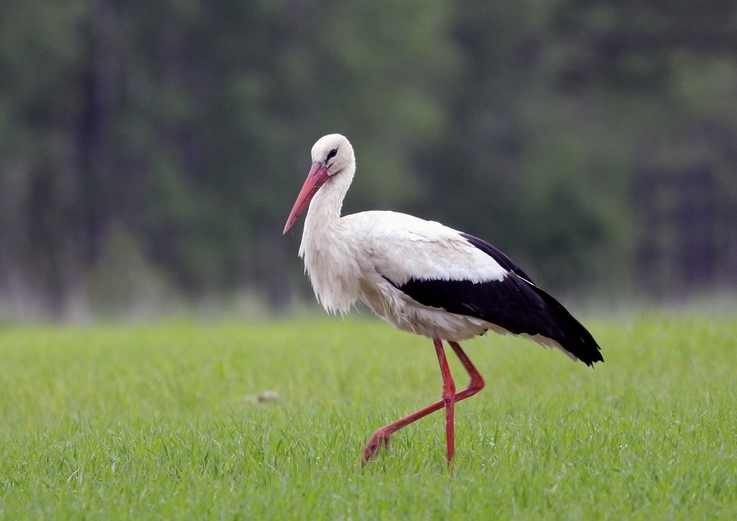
[326, 148, 338, 162]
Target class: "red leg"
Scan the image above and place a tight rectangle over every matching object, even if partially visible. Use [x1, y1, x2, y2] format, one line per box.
[434, 338, 457, 465]
[361, 339, 486, 465]
[448, 341, 485, 402]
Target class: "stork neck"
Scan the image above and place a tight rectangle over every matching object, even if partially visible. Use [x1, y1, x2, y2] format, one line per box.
[304, 165, 354, 230]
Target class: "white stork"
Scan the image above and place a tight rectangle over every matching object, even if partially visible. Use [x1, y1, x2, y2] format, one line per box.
[283, 134, 603, 466]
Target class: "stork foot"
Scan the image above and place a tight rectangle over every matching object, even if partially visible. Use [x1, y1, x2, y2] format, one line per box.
[361, 429, 391, 465]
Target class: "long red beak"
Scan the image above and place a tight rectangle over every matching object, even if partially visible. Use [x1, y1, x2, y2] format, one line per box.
[283, 162, 329, 234]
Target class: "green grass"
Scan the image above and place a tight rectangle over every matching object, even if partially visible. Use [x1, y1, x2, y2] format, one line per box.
[0, 314, 735, 519]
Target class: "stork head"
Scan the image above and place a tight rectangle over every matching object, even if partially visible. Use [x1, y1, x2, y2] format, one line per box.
[283, 134, 354, 234]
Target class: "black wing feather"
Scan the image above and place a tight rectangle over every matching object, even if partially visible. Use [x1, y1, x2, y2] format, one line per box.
[387, 234, 603, 366]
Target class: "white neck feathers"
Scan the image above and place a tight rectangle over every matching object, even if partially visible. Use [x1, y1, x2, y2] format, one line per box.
[298, 163, 361, 314]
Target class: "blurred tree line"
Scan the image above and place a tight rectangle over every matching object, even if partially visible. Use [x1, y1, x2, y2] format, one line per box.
[0, 0, 736, 319]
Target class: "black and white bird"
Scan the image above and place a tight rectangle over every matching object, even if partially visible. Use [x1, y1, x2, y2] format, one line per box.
[283, 134, 603, 466]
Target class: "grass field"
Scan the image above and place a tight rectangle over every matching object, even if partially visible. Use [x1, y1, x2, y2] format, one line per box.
[0, 313, 735, 519]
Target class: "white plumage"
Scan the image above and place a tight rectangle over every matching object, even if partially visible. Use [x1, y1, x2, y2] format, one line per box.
[292, 135, 505, 340]
[283, 133, 602, 466]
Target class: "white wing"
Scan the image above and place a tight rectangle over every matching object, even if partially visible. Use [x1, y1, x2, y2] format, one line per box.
[342, 211, 508, 285]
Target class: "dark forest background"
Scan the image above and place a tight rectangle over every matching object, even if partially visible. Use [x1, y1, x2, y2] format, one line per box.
[1, 0, 737, 320]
